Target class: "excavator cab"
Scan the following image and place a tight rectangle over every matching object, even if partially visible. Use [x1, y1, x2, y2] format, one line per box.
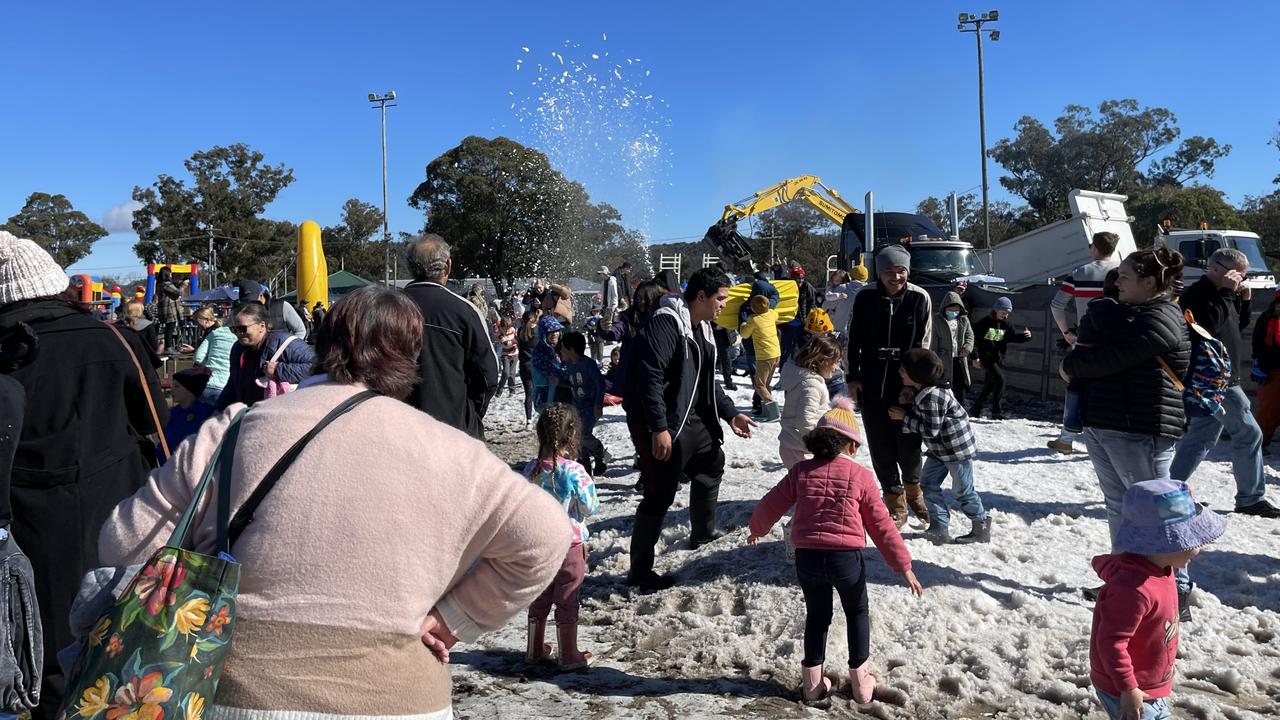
[702, 220, 757, 273]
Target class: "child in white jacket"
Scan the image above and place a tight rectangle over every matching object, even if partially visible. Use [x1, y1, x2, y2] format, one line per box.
[779, 335, 845, 468]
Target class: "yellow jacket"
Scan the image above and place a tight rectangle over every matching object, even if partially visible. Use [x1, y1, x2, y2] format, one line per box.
[740, 308, 781, 360]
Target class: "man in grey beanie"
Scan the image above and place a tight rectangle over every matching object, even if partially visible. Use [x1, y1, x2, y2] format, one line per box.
[845, 244, 934, 527]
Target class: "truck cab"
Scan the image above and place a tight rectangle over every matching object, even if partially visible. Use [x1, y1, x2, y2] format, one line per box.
[1166, 230, 1274, 290]
[839, 211, 984, 283]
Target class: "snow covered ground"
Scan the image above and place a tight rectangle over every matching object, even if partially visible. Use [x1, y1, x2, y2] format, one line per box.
[459, 379, 1280, 719]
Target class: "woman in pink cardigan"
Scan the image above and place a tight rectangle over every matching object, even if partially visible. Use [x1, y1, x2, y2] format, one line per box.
[748, 398, 922, 704]
[97, 285, 572, 720]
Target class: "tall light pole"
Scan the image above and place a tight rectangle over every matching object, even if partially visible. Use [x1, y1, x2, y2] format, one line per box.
[368, 91, 397, 286]
[958, 11, 1000, 263]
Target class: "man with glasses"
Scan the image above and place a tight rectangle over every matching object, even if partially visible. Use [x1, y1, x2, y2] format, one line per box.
[1172, 247, 1280, 519]
[215, 301, 316, 410]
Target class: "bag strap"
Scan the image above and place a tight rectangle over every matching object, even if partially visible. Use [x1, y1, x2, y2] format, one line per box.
[1156, 357, 1186, 392]
[106, 322, 171, 461]
[226, 390, 377, 545]
[167, 408, 249, 549]
[268, 334, 297, 364]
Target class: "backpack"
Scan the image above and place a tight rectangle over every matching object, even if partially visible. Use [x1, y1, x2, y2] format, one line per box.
[1158, 310, 1230, 417]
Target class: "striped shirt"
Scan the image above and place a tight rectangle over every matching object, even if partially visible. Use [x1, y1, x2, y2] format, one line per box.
[1051, 258, 1120, 331]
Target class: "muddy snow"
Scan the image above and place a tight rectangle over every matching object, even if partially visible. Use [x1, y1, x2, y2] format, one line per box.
[459, 381, 1280, 719]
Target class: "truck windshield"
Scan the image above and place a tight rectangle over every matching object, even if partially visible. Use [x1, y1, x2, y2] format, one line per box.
[1226, 236, 1269, 273]
[909, 248, 981, 276]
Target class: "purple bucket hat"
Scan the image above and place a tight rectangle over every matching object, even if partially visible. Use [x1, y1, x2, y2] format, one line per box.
[1115, 480, 1227, 555]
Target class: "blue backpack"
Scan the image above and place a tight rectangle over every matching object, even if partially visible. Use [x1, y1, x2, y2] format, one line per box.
[1174, 310, 1232, 416]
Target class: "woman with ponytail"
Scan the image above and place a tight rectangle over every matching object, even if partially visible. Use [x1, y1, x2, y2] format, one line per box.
[1252, 289, 1280, 451]
[1062, 247, 1194, 603]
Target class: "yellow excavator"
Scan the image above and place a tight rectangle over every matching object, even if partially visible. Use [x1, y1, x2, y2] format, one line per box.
[703, 175, 858, 271]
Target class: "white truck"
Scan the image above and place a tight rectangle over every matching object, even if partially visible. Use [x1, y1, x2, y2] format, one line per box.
[987, 189, 1138, 289]
[1158, 227, 1275, 291]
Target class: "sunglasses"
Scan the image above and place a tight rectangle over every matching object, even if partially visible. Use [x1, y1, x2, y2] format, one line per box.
[231, 322, 262, 334]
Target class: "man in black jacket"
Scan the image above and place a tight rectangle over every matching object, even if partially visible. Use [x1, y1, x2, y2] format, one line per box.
[402, 234, 500, 439]
[626, 267, 756, 591]
[1171, 248, 1280, 518]
[846, 244, 933, 527]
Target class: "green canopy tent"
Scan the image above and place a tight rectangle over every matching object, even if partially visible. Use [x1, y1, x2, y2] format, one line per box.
[278, 270, 373, 305]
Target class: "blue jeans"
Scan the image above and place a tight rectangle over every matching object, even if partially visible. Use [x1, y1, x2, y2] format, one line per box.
[826, 368, 848, 398]
[1095, 689, 1171, 720]
[1084, 427, 1187, 592]
[919, 455, 987, 526]
[1170, 385, 1266, 508]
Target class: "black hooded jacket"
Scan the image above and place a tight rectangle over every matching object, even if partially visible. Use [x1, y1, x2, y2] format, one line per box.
[845, 282, 933, 404]
[1062, 299, 1190, 439]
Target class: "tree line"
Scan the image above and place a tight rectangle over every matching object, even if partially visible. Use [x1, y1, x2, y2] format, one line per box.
[7, 98, 1280, 288]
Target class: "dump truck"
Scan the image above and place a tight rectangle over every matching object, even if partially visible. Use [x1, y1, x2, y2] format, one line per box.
[987, 189, 1137, 289]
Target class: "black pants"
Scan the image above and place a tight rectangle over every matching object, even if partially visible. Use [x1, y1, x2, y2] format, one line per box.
[951, 359, 970, 405]
[713, 327, 734, 384]
[860, 398, 923, 495]
[795, 548, 870, 668]
[627, 415, 724, 575]
[973, 363, 1006, 414]
[519, 364, 534, 421]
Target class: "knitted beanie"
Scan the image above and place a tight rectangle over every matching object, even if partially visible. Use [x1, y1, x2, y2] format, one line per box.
[994, 296, 1013, 312]
[848, 264, 869, 283]
[173, 366, 213, 396]
[0, 230, 69, 304]
[816, 396, 865, 446]
[876, 244, 911, 272]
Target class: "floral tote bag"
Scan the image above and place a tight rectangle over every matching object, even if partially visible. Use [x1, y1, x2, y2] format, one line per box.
[58, 410, 248, 720]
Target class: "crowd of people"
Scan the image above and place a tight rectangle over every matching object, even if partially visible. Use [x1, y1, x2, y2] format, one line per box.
[0, 223, 1275, 719]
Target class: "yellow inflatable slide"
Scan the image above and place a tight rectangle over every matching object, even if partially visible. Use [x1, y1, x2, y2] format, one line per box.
[715, 279, 799, 329]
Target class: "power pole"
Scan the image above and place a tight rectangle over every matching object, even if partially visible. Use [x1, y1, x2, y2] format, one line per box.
[368, 91, 397, 286]
[958, 11, 1000, 267]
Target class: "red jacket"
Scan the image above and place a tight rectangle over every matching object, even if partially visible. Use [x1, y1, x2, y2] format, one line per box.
[1090, 553, 1180, 698]
[748, 454, 912, 573]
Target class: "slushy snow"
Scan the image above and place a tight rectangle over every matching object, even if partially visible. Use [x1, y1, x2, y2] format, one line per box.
[457, 380, 1280, 719]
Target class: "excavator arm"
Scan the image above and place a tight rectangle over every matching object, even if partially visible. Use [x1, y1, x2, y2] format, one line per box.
[703, 175, 859, 272]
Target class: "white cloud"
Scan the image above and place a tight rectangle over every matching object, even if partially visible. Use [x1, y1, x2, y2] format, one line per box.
[101, 200, 143, 233]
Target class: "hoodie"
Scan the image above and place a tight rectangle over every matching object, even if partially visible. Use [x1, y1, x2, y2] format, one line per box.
[1090, 553, 1179, 699]
[628, 295, 738, 442]
[740, 305, 781, 360]
[931, 291, 974, 386]
[778, 363, 829, 453]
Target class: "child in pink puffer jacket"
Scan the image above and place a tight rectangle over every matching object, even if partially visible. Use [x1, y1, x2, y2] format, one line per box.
[748, 398, 923, 703]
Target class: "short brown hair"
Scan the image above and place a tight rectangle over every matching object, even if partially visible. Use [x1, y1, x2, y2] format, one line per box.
[1091, 232, 1119, 257]
[314, 286, 423, 400]
[794, 334, 843, 373]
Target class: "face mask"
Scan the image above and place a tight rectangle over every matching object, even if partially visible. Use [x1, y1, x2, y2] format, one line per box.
[945, 310, 960, 320]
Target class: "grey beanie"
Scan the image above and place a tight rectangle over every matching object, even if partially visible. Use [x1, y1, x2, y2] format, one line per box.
[994, 296, 1013, 312]
[876, 244, 911, 272]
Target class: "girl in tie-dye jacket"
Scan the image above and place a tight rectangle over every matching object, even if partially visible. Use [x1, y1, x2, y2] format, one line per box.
[522, 403, 599, 669]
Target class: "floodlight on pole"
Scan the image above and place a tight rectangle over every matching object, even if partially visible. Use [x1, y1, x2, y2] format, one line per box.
[956, 9, 1001, 268]
[368, 91, 397, 286]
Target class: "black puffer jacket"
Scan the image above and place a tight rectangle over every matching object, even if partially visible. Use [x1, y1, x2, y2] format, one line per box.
[1062, 299, 1190, 439]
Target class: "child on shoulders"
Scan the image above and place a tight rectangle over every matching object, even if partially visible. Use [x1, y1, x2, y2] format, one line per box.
[748, 399, 923, 703]
[890, 349, 989, 545]
[523, 404, 600, 670]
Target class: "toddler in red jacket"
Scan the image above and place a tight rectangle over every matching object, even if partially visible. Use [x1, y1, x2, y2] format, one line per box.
[748, 398, 923, 703]
[1091, 480, 1225, 720]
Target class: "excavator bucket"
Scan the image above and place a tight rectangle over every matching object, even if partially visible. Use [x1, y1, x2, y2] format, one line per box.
[702, 221, 756, 272]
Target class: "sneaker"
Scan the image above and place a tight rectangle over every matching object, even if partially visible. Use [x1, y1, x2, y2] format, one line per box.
[1234, 499, 1280, 518]
[1047, 439, 1075, 455]
[593, 458, 608, 476]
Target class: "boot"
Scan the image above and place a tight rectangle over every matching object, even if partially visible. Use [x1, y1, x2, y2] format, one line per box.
[904, 484, 930, 523]
[556, 622, 593, 670]
[801, 664, 831, 701]
[849, 660, 877, 703]
[923, 521, 951, 545]
[628, 513, 674, 591]
[689, 482, 724, 549]
[525, 618, 552, 663]
[761, 401, 781, 423]
[955, 518, 991, 544]
[883, 492, 908, 528]
[593, 456, 608, 476]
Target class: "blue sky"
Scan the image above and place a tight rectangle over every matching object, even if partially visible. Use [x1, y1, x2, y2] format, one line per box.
[6, 1, 1280, 279]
